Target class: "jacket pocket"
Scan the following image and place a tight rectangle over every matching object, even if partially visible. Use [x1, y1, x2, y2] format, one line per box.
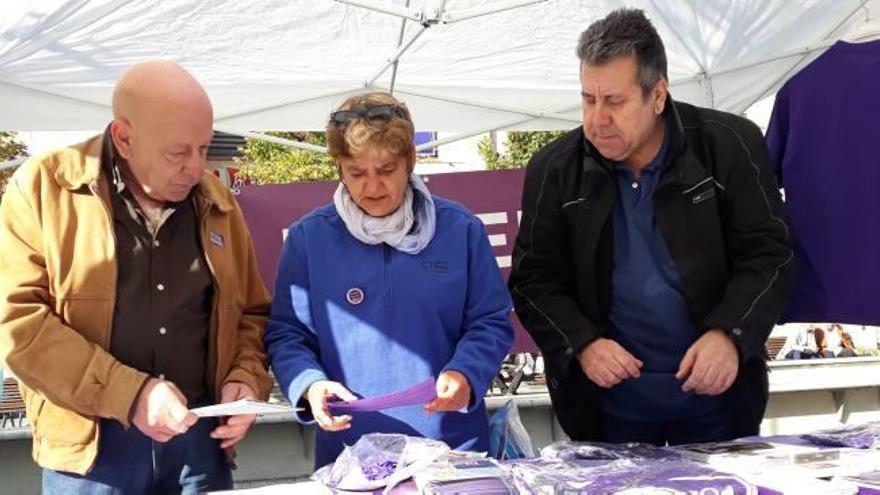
[561, 198, 589, 228]
[35, 399, 96, 446]
[691, 187, 716, 204]
[21, 386, 45, 431]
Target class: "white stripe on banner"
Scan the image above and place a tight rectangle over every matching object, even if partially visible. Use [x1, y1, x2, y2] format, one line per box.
[496, 255, 512, 268]
[488, 234, 507, 247]
[477, 212, 508, 225]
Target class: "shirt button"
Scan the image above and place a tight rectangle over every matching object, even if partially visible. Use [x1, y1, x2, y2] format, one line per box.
[159, 327, 167, 335]
[631, 182, 639, 189]
[158, 373, 165, 380]
[157, 283, 165, 291]
[732, 328, 743, 336]
[153, 240, 161, 247]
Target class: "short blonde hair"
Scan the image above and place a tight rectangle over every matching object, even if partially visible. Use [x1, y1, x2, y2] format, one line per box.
[326, 92, 414, 160]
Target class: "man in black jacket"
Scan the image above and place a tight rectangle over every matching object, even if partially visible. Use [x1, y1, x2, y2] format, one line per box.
[509, 9, 794, 444]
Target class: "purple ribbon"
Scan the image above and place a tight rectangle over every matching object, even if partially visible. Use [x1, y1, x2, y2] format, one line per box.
[329, 378, 438, 413]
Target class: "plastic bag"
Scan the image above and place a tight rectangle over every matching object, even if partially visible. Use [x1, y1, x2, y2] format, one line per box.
[507, 458, 759, 495]
[422, 476, 517, 494]
[801, 421, 880, 449]
[313, 433, 450, 494]
[541, 440, 679, 461]
[417, 458, 517, 495]
[488, 400, 536, 460]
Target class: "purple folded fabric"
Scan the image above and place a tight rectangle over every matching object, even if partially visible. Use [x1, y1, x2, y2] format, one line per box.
[329, 378, 438, 413]
[801, 422, 880, 449]
[506, 458, 758, 494]
[313, 433, 450, 491]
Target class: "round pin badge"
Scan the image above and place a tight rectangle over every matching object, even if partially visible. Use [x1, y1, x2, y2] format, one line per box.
[346, 287, 364, 305]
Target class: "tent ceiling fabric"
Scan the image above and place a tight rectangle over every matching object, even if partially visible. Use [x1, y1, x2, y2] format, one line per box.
[1, 0, 878, 132]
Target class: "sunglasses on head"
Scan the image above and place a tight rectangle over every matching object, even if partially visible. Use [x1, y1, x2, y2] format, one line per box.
[329, 104, 409, 126]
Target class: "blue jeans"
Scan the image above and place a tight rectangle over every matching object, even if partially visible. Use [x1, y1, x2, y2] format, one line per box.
[601, 410, 735, 446]
[43, 417, 232, 494]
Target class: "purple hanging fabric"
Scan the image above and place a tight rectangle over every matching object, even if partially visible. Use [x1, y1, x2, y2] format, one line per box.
[329, 377, 438, 413]
[765, 39, 880, 325]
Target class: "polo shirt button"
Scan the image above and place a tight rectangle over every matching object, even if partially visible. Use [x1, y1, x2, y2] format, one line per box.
[732, 327, 743, 336]
[159, 327, 167, 335]
[157, 283, 165, 291]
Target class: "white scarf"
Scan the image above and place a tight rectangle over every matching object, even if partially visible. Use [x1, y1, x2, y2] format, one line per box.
[333, 173, 436, 254]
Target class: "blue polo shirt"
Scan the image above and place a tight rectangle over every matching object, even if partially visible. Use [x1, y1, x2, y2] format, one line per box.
[601, 127, 723, 422]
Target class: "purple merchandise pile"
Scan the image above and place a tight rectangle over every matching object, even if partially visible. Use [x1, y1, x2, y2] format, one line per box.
[313, 434, 450, 491]
[541, 441, 680, 461]
[313, 432, 880, 494]
[506, 458, 757, 494]
[801, 422, 880, 449]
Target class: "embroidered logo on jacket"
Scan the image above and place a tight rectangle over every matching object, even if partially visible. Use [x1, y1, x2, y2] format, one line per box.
[422, 261, 449, 274]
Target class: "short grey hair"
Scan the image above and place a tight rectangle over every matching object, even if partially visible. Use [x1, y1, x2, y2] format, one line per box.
[576, 8, 668, 96]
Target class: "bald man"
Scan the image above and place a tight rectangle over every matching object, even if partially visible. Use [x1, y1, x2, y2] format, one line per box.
[0, 61, 272, 493]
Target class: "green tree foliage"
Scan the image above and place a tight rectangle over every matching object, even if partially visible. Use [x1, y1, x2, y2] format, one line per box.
[477, 130, 567, 170]
[0, 131, 29, 194]
[234, 132, 338, 184]
[236, 129, 570, 183]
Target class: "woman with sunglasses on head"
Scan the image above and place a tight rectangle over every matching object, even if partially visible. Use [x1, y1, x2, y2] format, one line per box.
[263, 92, 515, 468]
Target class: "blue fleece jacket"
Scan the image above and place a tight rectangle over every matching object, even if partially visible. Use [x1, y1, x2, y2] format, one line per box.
[264, 196, 514, 468]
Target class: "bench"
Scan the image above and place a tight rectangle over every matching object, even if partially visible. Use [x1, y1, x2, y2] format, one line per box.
[0, 377, 25, 428]
[766, 336, 788, 360]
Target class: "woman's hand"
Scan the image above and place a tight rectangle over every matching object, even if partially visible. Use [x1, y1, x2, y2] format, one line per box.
[305, 380, 357, 431]
[424, 370, 471, 413]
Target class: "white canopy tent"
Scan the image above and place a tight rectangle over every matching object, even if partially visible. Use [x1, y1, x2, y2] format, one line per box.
[1, 0, 879, 151]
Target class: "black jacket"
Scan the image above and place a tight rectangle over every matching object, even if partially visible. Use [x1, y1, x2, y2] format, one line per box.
[509, 98, 795, 440]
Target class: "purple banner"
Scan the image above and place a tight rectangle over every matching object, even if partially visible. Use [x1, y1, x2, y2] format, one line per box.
[237, 168, 537, 353]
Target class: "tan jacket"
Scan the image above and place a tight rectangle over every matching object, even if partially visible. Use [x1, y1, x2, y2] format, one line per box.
[0, 135, 272, 474]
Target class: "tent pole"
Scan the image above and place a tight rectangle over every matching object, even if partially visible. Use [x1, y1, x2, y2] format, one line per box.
[417, 123, 529, 152]
[390, 86, 580, 123]
[214, 87, 366, 123]
[333, 0, 420, 22]
[361, 0, 544, 91]
[366, 25, 429, 87]
[415, 104, 577, 151]
[675, 28, 880, 88]
[649, 2, 708, 78]
[389, 0, 413, 95]
[0, 79, 109, 112]
[215, 128, 328, 153]
[732, 2, 876, 114]
[443, 0, 547, 24]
